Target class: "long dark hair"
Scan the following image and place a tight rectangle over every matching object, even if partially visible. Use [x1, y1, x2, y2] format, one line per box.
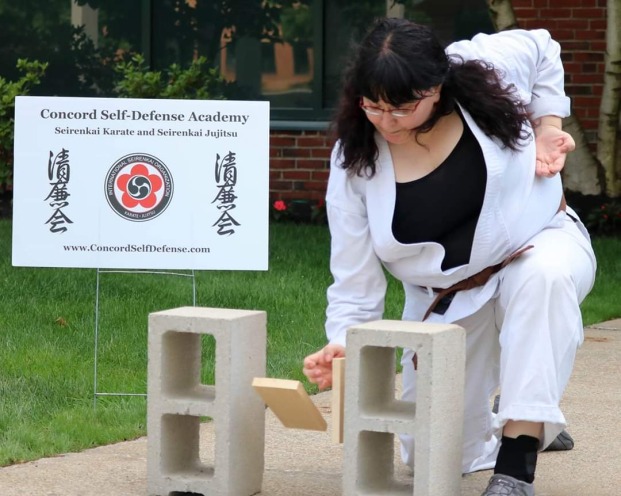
[331, 18, 531, 177]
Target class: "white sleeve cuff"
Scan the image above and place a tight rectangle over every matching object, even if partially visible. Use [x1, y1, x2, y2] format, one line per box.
[526, 95, 571, 120]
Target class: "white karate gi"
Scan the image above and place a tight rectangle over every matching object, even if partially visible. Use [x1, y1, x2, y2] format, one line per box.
[323, 29, 597, 473]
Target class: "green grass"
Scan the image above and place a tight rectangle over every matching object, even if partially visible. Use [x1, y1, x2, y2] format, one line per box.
[0, 219, 618, 466]
[579, 236, 621, 325]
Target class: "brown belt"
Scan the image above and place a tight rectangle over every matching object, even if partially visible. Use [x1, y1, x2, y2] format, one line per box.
[422, 194, 567, 320]
[422, 244, 534, 320]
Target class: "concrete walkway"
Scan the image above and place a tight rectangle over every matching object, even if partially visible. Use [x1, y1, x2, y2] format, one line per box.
[0, 320, 620, 496]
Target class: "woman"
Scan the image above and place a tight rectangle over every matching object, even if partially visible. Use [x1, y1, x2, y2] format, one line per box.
[302, 18, 596, 496]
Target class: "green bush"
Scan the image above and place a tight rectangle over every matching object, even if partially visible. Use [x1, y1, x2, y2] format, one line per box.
[0, 53, 228, 195]
[585, 200, 621, 237]
[113, 54, 228, 100]
[269, 198, 327, 225]
[0, 59, 47, 192]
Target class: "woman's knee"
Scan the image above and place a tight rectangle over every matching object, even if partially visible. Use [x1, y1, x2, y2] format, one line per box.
[503, 254, 576, 298]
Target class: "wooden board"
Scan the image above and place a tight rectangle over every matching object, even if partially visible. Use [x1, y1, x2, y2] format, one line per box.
[252, 377, 327, 431]
[331, 357, 345, 444]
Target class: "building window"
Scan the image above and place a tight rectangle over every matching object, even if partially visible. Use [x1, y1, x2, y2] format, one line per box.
[0, 0, 494, 124]
[147, 0, 493, 124]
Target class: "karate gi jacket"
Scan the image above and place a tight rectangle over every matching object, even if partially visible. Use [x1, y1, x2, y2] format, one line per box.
[324, 29, 582, 347]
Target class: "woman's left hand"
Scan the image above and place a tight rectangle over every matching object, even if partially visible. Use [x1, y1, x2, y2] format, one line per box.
[534, 125, 575, 177]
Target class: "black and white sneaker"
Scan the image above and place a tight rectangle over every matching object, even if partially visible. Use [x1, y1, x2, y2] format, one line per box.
[481, 474, 535, 496]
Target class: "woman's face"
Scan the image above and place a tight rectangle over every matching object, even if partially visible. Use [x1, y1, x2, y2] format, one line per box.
[360, 87, 441, 145]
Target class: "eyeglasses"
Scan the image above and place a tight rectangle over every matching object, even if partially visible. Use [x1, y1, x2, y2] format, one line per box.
[359, 98, 422, 118]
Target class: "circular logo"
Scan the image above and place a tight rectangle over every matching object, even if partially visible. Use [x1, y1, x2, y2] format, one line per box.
[105, 153, 173, 222]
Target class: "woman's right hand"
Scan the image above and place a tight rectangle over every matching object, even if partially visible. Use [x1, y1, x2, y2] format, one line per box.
[532, 116, 575, 177]
[302, 344, 346, 390]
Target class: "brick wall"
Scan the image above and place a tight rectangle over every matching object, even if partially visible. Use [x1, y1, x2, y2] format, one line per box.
[513, 0, 607, 145]
[269, 130, 334, 203]
[269, 1, 607, 202]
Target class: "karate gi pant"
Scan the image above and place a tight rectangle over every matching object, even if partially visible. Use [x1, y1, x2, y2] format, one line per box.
[399, 215, 597, 474]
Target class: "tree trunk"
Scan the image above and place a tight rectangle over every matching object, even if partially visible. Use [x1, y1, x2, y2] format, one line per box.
[562, 117, 605, 194]
[596, 0, 621, 197]
[486, 0, 603, 196]
[486, 0, 519, 31]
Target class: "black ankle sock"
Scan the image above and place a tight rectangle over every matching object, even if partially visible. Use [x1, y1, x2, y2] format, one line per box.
[494, 435, 539, 484]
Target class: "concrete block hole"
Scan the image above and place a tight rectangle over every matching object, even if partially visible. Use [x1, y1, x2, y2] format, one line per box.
[358, 345, 416, 419]
[160, 414, 215, 478]
[161, 332, 216, 400]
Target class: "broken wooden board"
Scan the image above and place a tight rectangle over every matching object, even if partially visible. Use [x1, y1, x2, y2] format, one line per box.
[331, 357, 345, 444]
[252, 377, 327, 431]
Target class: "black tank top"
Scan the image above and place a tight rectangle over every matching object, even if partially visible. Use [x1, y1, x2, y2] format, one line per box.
[391, 111, 487, 270]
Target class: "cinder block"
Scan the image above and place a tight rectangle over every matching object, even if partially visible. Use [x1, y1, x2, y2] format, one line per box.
[147, 306, 267, 496]
[342, 320, 465, 496]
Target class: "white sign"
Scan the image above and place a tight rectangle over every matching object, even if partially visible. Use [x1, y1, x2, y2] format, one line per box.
[12, 96, 269, 270]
